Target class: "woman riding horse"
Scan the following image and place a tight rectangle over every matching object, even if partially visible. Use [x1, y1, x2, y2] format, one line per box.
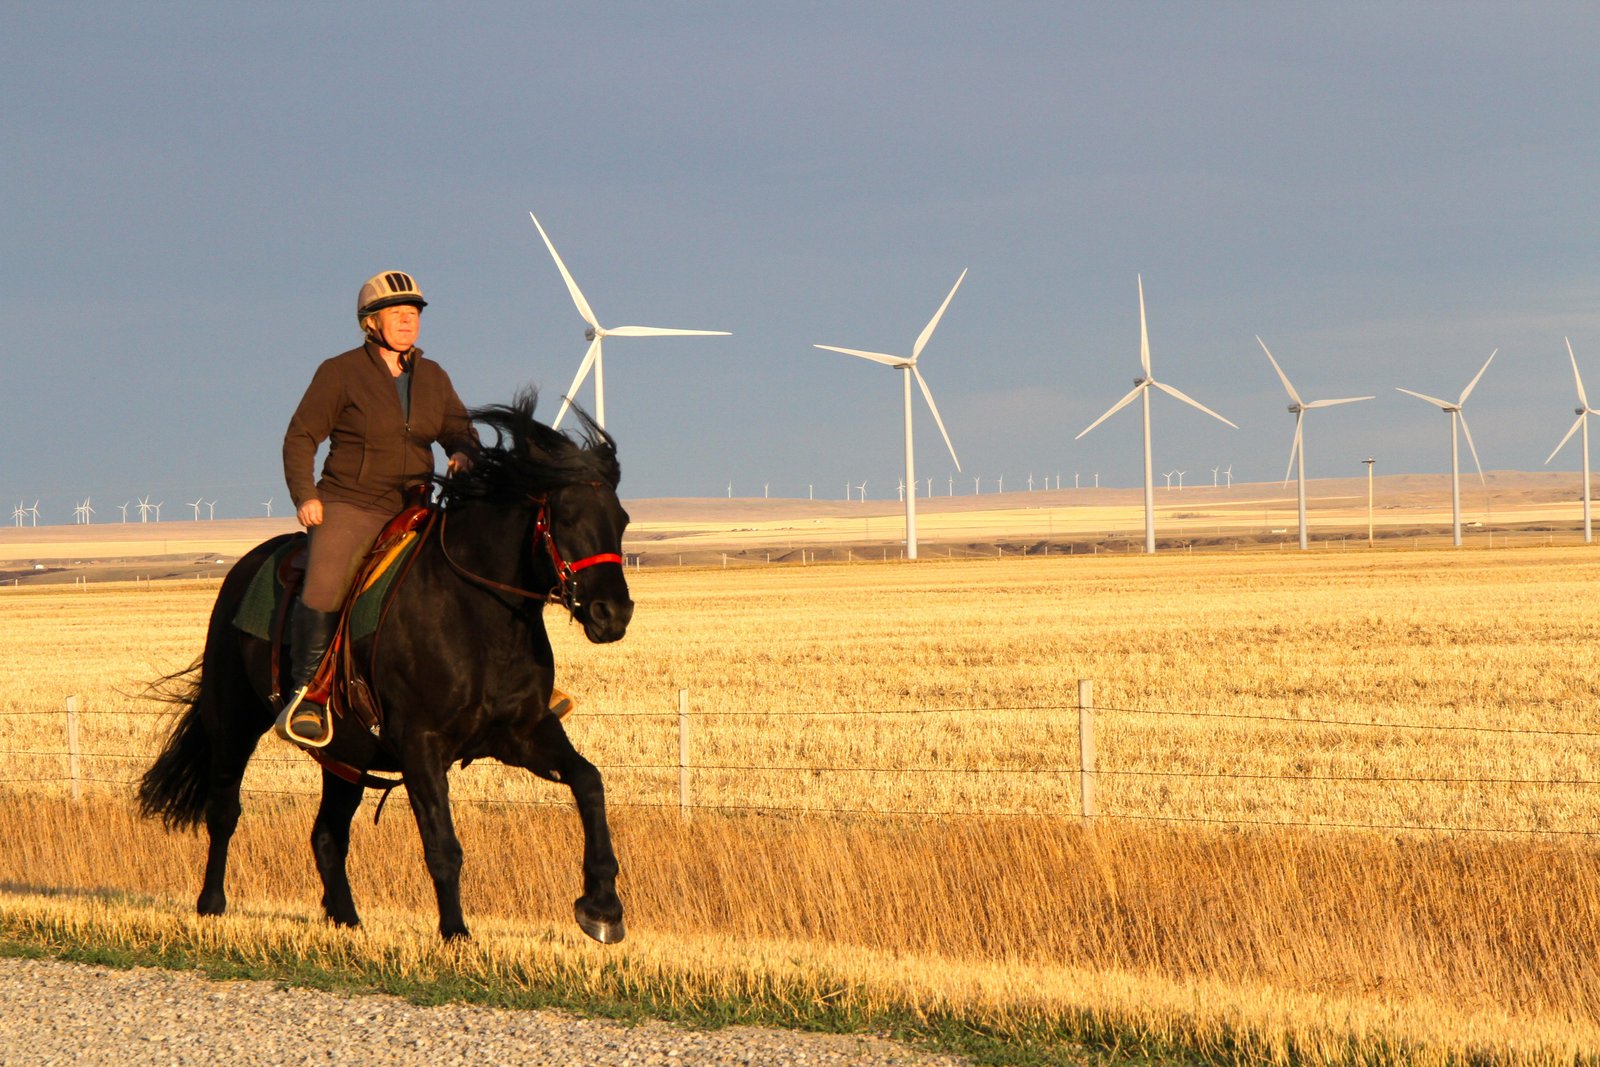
[277, 270, 478, 747]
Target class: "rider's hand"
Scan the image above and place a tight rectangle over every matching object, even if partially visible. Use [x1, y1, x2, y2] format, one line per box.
[448, 451, 473, 475]
[297, 499, 324, 528]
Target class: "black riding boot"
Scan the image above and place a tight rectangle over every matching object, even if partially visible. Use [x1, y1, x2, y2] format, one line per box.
[273, 599, 339, 748]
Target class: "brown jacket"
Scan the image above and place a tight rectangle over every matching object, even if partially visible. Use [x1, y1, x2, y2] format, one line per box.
[283, 343, 478, 514]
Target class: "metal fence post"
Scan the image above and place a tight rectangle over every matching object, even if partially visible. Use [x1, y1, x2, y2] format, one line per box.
[65, 695, 82, 802]
[677, 688, 691, 821]
[1077, 679, 1096, 822]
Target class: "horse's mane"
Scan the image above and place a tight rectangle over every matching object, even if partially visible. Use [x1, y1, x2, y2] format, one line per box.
[441, 388, 620, 504]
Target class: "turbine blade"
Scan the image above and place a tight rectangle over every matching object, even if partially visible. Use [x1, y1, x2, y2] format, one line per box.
[1396, 387, 1454, 409]
[1257, 336, 1302, 406]
[529, 212, 601, 331]
[1075, 384, 1144, 440]
[1151, 379, 1238, 428]
[1458, 348, 1497, 405]
[1303, 396, 1376, 408]
[1459, 412, 1486, 484]
[606, 326, 731, 338]
[1569, 338, 1589, 410]
[1137, 275, 1151, 378]
[913, 366, 961, 471]
[1284, 413, 1302, 488]
[1546, 414, 1585, 465]
[552, 337, 601, 429]
[814, 344, 909, 367]
[912, 268, 967, 361]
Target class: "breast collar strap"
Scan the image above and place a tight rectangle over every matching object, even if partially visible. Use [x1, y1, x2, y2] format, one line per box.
[440, 490, 623, 610]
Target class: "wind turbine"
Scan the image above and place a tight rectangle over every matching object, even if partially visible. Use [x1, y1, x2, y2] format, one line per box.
[11, 502, 24, 528]
[1258, 337, 1375, 551]
[1397, 349, 1497, 547]
[206, 500, 217, 520]
[262, 498, 273, 518]
[119, 501, 130, 523]
[1076, 276, 1237, 553]
[137, 497, 152, 523]
[1545, 338, 1597, 544]
[528, 212, 730, 430]
[28, 501, 40, 527]
[1223, 465, 1233, 488]
[816, 270, 966, 561]
[189, 498, 204, 521]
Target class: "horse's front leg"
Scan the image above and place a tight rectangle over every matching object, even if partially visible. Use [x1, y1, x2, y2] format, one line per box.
[525, 714, 624, 944]
[310, 770, 366, 927]
[402, 736, 470, 940]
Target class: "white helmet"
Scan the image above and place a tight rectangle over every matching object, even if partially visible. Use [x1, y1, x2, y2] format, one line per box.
[357, 271, 427, 322]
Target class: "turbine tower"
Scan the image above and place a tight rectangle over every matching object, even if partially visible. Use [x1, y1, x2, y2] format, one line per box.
[1545, 338, 1597, 544]
[528, 212, 730, 430]
[1397, 349, 1496, 547]
[815, 270, 966, 561]
[1258, 337, 1374, 551]
[1076, 276, 1236, 553]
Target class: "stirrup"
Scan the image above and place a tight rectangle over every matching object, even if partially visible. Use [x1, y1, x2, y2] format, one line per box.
[274, 688, 334, 749]
[550, 687, 576, 720]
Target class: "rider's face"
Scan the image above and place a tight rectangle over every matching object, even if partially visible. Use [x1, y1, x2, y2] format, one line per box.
[373, 304, 421, 352]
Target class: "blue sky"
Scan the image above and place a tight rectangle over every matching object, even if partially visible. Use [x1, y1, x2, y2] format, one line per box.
[4, 3, 1598, 518]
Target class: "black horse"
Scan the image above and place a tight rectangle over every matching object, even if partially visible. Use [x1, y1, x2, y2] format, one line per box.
[138, 390, 632, 942]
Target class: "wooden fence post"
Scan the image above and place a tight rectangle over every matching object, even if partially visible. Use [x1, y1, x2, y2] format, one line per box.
[677, 688, 691, 821]
[65, 695, 82, 802]
[1077, 679, 1096, 822]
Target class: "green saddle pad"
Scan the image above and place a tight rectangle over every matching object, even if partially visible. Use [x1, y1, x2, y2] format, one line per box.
[232, 535, 420, 644]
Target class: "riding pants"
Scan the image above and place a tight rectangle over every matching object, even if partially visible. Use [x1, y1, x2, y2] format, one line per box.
[301, 502, 391, 613]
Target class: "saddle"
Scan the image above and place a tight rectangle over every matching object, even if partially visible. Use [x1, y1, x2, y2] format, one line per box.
[268, 504, 433, 725]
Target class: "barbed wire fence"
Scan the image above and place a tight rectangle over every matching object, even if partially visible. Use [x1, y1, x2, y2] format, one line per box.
[4, 682, 1600, 839]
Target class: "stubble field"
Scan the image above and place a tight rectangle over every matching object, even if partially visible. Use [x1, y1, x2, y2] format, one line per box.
[3, 543, 1600, 1063]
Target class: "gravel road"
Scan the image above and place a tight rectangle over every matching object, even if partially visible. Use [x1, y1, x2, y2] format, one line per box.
[1, 955, 974, 1066]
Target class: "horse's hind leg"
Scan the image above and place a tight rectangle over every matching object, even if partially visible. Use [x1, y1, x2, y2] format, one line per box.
[197, 678, 268, 916]
[311, 771, 366, 927]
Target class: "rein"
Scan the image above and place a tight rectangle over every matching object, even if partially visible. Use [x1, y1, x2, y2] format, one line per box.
[439, 491, 623, 611]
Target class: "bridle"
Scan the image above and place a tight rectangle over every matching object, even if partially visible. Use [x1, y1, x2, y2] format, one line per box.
[439, 488, 624, 611]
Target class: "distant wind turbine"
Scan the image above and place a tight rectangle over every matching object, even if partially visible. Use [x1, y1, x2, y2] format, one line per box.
[189, 498, 204, 521]
[1223, 465, 1233, 488]
[816, 270, 966, 561]
[1397, 349, 1497, 547]
[1258, 337, 1375, 551]
[11, 502, 24, 528]
[28, 501, 40, 527]
[206, 500, 217, 520]
[261, 498, 273, 518]
[1544, 338, 1597, 544]
[1076, 277, 1237, 553]
[119, 501, 130, 523]
[137, 497, 152, 523]
[528, 212, 730, 430]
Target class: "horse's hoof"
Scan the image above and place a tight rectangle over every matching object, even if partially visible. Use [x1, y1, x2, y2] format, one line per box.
[575, 898, 625, 944]
[440, 926, 472, 942]
[196, 893, 226, 917]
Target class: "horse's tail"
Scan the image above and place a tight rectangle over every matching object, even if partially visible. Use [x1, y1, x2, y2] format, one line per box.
[137, 659, 211, 829]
